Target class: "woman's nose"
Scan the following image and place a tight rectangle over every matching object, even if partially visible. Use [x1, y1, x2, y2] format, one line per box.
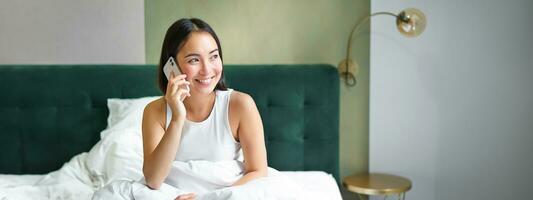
[199, 59, 211, 74]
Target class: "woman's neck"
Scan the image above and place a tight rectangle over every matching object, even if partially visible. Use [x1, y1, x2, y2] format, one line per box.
[183, 91, 216, 121]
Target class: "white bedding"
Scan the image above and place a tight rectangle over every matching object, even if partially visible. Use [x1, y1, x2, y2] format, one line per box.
[0, 97, 342, 199]
[0, 171, 341, 200]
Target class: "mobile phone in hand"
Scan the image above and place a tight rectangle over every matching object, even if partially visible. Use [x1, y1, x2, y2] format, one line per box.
[163, 57, 190, 96]
[163, 57, 181, 80]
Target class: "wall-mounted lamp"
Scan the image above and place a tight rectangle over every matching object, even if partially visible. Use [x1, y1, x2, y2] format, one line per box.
[339, 8, 427, 86]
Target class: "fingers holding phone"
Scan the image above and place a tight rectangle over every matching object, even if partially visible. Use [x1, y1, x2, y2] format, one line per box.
[170, 72, 191, 101]
[165, 72, 190, 119]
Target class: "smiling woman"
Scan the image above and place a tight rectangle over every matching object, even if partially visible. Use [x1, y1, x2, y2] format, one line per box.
[156, 18, 227, 94]
[143, 18, 268, 195]
[92, 18, 272, 200]
[175, 32, 224, 98]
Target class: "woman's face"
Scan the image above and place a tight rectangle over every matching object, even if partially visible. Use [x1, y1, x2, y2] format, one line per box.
[176, 31, 222, 95]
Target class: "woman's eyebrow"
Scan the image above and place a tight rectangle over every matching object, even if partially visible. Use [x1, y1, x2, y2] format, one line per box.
[184, 53, 200, 58]
[184, 49, 218, 58]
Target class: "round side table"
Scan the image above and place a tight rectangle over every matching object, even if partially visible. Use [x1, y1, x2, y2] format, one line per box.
[343, 173, 412, 200]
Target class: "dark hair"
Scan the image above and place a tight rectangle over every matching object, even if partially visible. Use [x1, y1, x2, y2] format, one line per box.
[157, 18, 227, 94]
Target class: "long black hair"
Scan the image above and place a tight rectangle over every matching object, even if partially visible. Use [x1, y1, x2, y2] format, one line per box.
[157, 18, 227, 94]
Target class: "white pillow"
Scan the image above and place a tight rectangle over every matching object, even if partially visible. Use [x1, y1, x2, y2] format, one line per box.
[102, 96, 161, 139]
[86, 127, 144, 187]
[85, 96, 161, 187]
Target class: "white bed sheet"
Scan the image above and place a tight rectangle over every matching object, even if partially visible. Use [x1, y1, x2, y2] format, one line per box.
[0, 172, 341, 200]
[282, 171, 342, 200]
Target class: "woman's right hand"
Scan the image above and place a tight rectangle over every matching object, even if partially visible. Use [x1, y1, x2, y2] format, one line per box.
[175, 193, 196, 200]
[165, 73, 191, 121]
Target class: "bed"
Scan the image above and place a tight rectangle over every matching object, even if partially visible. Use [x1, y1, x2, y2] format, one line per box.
[0, 64, 341, 199]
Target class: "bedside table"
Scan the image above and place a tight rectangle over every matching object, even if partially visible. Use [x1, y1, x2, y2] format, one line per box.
[343, 173, 412, 200]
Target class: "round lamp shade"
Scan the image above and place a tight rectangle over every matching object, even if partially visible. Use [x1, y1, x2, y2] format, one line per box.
[396, 8, 426, 37]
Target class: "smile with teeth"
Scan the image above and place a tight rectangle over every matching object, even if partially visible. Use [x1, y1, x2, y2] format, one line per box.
[195, 76, 215, 84]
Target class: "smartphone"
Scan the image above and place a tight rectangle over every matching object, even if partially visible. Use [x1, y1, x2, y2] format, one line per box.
[163, 57, 190, 99]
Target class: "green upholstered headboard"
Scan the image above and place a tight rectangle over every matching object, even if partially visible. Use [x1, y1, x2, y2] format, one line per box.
[0, 64, 339, 181]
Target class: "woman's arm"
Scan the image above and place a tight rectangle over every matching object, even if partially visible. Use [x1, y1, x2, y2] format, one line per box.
[142, 73, 190, 190]
[141, 102, 185, 190]
[230, 93, 268, 186]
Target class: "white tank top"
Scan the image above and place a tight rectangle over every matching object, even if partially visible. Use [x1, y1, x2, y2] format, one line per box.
[165, 89, 243, 162]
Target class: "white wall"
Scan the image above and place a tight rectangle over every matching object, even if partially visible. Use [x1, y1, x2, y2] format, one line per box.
[0, 0, 145, 64]
[370, 0, 533, 199]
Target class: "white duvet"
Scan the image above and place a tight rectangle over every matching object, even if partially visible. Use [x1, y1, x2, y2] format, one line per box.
[0, 97, 342, 200]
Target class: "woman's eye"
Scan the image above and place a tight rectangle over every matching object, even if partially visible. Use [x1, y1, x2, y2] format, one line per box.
[210, 54, 219, 60]
[188, 58, 199, 64]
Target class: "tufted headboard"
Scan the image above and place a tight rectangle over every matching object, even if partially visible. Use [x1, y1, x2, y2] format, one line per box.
[0, 64, 339, 181]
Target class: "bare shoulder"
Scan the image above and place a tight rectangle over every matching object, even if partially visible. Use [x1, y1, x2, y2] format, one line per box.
[143, 97, 166, 127]
[228, 90, 261, 140]
[229, 90, 257, 112]
[144, 97, 165, 114]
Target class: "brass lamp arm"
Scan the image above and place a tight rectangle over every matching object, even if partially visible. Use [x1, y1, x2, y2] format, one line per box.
[341, 12, 397, 86]
[340, 8, 426, 87]
[346, 12, 397, 59]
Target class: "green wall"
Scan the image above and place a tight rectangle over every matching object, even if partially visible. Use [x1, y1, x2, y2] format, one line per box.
[145, 0, 369, 195]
